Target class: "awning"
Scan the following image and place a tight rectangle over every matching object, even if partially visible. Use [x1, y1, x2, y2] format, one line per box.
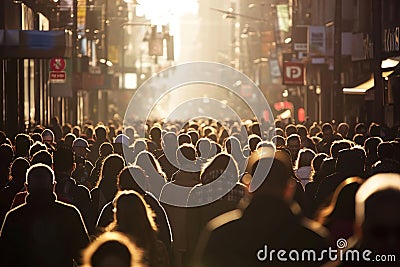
[342, 71, 394, 95]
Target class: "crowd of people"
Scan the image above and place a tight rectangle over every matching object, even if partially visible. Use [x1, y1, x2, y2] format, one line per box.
[0, 116, 399, 267]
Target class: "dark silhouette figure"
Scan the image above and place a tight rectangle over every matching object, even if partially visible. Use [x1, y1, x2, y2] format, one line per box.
[88, 125, 109, 164]
[14, 133, 31, 159]
[91, 154, 125, 217]
[0, 144, 14, 189]
[316, 148, 366, 206]
[96, 166, 173, 255]
[0, 163, 89, 267]
[195, 151, 329, 267]
[53, 147, 95, 235]
[107, 190, 170, 267]
[90, 142, 114, 187]
[316, 177, 363, 241]
[0, 157, 30, 223]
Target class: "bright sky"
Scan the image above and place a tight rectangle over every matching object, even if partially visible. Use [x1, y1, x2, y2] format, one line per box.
[136, 0, 199, 61]
[136, 0, 198, 33]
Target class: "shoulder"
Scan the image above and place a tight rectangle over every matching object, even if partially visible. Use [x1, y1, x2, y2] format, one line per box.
[54, 200, 84, 216]
[76, 184, 90, 194]
[2, 203, 27, 222]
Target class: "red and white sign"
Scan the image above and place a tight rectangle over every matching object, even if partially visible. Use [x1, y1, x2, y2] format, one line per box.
[50, 71, 66, 83]
[283, 62, 305, 85]
[50, 57, 66, 71]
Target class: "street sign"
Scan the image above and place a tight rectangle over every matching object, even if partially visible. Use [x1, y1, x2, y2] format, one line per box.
[89, 66, 101, 74]
[50, 71, 66, 83]
[50, 57, 66, 71]
[283, 62, 305, 85]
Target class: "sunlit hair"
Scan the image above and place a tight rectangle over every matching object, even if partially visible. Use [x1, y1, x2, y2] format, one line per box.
[82, 231, 143, 267]
[108, 190, 158, 250]
[97, 154, 126, 188]
[134, 150, 166, 179]
[295, 148, 316, 170]
[355, 173, 400, 225]
[316, 177, 363, 225]
[310, 153, 328, 180]
[200, 152, 239, 185]
[117, 165, 149, 194]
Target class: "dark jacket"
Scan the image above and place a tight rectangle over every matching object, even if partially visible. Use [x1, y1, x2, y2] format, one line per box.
[196, 195, 330, 267]
[0, 193, 90, 267]
[55, 173, 95, 235]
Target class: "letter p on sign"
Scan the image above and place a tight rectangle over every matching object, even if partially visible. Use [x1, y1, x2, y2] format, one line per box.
[283, 62, 305, 85]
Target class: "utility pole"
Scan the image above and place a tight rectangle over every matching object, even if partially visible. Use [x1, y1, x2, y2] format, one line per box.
[71, 0, 78, 126]
[372, 0, 384, 124]
[333, 0, 343, 122]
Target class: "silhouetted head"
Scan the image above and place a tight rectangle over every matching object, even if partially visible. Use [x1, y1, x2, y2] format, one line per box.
[10, 157, 30, 187]
[337, 122, 349, 138]
[111, 190, 157, 249]
[134, 151, 164, 178]
[248, 134, 262, 152]
[355, 122, 367, 135]
[15, 133, 31, 158]
[95, 125, 108, 141]
[117, 166, 149, 194]
[318, 177, 363, 225]
[31, 150, 53, 168]
[0, 143, 15, 167]
[161, 131, 177, 149]
[355, 173, 400, 254]
[187, 130, 199, 146]
[368, 122, 381, 137]
[296, 148, 316, 169]
[285, 124, 297, 137]
[30, 133, 43, 143]
[377, 141, 394, 160]
[98, 154, 125, 188]
[311, 153, 329, 176]
[296, 125, 309, 138]
[176, 143, 197, 168]
[64, 133, 76, 148]
[336, 147, 366, 176]
[286, 134, 302, 164]
[41, 129, 54, 145]
[200, 153, 239, 185]
[25, 163, 55, 195]
[82, 231, 142, 267]
[53, 147, 74, 174]
[99, 142, 114, 157]
[330, 139, 352, 159]
[196, 138, 212, 159]
[29, 141, 47, 159]
[178, 133, 191, 146]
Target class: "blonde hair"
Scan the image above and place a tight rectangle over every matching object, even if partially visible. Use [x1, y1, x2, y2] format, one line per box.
[107, 190, 158, 250]
[82, 231, 143, 267]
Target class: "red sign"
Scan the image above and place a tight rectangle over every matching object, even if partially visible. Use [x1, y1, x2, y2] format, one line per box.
[50, 57, 66, 71]
[283, 62, 305, 85]
[50, 71, 66, 83]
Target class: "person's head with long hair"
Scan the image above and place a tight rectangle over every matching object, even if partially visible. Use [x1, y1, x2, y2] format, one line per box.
[9, 157, 30, 188]
[134, 151, 166, 180]
[117, 166, 149, 195]
[200, 153, 239, 185]
[97, 154, 125, 199]
[108, 190, 158, 251]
